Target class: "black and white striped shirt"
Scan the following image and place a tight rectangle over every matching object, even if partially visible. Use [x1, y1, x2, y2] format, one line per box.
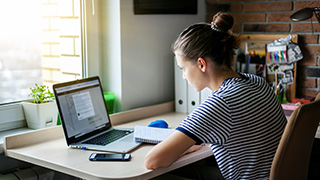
[177, 73, 287, 180]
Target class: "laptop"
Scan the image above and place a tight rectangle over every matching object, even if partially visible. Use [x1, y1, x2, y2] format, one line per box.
[53, 76, 141, 153]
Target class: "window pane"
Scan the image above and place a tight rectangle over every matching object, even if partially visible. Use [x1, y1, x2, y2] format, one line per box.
[0, 0, 82, 104]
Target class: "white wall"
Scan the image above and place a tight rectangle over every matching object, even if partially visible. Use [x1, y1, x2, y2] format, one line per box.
[100, 0, 206, 112]
[99, 0, 122, 112]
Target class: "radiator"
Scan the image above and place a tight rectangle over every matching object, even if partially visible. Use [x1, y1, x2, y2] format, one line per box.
[0, 166, 54, 180]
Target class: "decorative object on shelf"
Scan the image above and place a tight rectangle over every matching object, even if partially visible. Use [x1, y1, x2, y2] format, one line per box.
[267, 35, 303, 104]
[21, 84, 58, 129]
[237, 34, 299, 102]
[103, 92, 115, 114]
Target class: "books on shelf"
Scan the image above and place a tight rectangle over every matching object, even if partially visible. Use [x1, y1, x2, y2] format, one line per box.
[134, 125, 175, 144]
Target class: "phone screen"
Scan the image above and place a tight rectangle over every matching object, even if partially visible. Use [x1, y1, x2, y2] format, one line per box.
[89, 153, 131, 161]
[95, 153, 123, 159]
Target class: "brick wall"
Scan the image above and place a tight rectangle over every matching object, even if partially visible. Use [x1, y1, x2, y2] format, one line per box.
[206, 0, 320, 98]
[41, 0, 82, 88]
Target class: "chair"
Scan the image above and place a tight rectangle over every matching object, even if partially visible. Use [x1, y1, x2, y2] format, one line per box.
[270, 93, 320, 180]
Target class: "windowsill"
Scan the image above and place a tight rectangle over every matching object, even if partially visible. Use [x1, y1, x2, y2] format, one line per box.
[2, 126, 320, 154]
[1, 104, 320, 154]
[0, 127, 34, 154]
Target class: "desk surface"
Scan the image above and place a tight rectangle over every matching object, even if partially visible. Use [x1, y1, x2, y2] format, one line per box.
[4, 103, 213, 180]
[4, 102, 320, 180]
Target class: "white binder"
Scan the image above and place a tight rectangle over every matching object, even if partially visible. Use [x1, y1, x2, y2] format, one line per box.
[174, 58, 210, 114]
[174, 60, 188, 113]
[200, 87, 212, 103]
[187, 84, 200, 114]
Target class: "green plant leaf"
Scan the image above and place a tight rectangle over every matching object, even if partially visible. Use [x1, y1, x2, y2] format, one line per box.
[28, 83, 54, 104]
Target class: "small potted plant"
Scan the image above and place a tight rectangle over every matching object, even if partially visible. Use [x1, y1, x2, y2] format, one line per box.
[21, 84, 58, 129]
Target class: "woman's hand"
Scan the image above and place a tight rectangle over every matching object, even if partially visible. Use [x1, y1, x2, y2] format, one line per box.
[181, 143, 204, 156]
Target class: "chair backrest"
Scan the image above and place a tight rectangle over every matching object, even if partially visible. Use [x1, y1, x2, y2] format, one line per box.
[270, 93, 320, 180]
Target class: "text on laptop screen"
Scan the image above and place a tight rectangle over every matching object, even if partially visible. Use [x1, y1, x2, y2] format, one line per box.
[54, 79, 110, 138]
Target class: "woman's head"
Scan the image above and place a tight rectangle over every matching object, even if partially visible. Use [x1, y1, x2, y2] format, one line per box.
[172, 12, 239, 68]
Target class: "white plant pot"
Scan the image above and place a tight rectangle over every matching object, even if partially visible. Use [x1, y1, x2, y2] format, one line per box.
[21, 101, 58, 129]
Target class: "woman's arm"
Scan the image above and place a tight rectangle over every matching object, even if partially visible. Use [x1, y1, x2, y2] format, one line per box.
[144, 130, 196, 170]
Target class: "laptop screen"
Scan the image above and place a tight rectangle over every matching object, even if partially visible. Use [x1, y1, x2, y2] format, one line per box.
[53, 77, 111, 139]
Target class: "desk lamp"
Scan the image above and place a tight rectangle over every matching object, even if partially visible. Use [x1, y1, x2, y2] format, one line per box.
[290, 7, 320, 31]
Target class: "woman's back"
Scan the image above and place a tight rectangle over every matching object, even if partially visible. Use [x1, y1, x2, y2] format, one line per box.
[178, 73, 287, 179]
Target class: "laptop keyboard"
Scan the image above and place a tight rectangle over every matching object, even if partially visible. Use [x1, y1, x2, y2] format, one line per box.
[83, 129, 133, 146]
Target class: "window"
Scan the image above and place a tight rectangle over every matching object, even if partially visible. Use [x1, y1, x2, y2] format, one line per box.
[0, 0, 83, 104]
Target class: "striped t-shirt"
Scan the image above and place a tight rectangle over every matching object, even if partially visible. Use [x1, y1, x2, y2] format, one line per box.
[177, 73, 287, 180]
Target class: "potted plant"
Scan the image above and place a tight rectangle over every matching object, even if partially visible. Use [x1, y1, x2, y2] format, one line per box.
[21, 84, 58, 129]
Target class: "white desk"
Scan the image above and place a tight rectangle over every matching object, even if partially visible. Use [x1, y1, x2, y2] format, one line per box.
[4, 101, 320, 179]
[4, 102, 213, 180]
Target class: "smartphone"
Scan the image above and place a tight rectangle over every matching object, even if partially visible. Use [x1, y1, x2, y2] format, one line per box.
[89, 153, 131, 161]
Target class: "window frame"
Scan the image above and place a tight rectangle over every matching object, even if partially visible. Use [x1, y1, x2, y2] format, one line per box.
[0, 0, 99, 132]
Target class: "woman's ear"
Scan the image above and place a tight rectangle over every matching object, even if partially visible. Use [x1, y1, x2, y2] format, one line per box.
[197, 57, 207, 72]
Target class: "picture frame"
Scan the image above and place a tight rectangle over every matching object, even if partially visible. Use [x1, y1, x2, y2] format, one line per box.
[134, 0, 197, 15]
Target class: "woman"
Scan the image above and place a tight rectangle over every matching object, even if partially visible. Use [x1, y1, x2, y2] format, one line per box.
[145, 12, 287, 180]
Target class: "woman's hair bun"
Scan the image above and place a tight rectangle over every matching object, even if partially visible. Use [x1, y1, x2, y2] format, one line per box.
[212, 12, 234, 32]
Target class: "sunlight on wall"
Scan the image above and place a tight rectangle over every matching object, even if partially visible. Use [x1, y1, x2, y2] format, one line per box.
[0, 0, 82, 104]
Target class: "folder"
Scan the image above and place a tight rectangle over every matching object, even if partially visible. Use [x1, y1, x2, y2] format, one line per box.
[174, 59, 188, 113]
[187, 84, 200, 114]
[200, 87, 212, 103]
